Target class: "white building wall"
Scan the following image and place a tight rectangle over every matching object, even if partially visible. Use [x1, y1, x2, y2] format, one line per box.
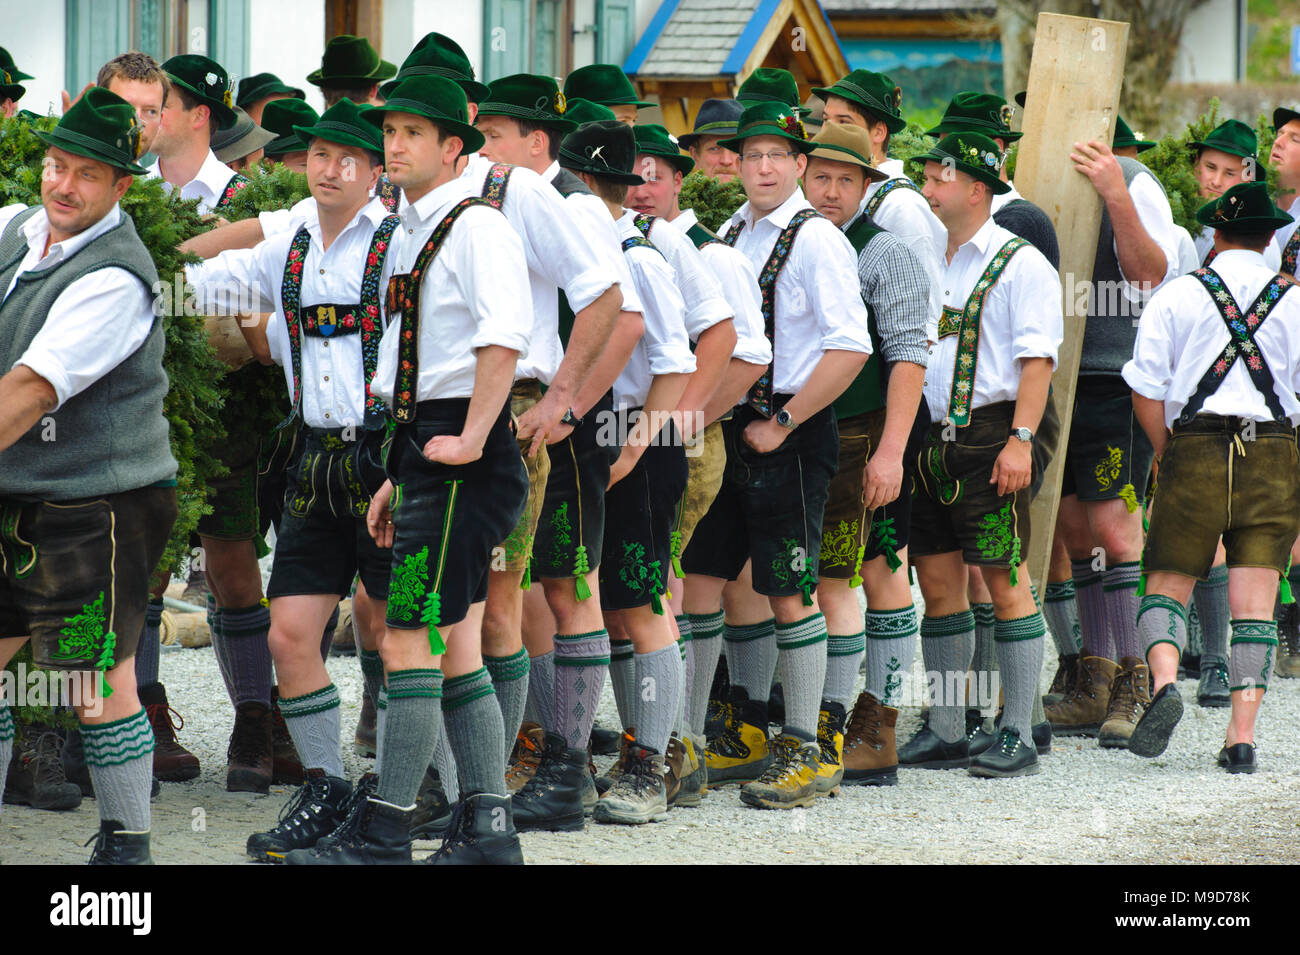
[247, 0, 329, 112]
[1171, 0, 1239, 84]
[2, 2, 67, 118]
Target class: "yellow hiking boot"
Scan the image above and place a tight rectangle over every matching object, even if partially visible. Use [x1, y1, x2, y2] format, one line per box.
[814, 702, 846, 797]
[739, 733, 819, 810]
[704, 689, 770, 784]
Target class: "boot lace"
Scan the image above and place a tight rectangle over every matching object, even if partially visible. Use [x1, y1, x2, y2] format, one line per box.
[145, 703, 183, 742]
[27, 730, 73, 790]
[754, 736, 805, 785]
[843, 696, 882, 753]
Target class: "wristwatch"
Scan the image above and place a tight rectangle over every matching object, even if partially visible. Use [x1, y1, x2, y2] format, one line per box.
[775, 408, 797, 430]
[1011, 427, 1033, 443]
[561, 407, 583, 428]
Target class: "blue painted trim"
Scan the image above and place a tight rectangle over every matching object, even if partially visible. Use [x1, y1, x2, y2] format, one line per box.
[720, 0, 784, 75]
[624, 0, 683, 74]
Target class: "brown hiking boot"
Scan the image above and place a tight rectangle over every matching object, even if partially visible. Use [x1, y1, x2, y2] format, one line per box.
[1098, 656, 1152, 748]
[841, 692, 898, 786]
[596, 729, 635, 794]
[1044, 656, 1118, 736]
[505, 722, 544, 793]
[270, 687, 304, 785]
[664, 734, 686, 806]
[1275, 602, 1300, 678]
[1044, 653, 1079, 706]
[353, 691, 377, 758]
[140, 682, 200, 782]
[227, 701, 274, 793]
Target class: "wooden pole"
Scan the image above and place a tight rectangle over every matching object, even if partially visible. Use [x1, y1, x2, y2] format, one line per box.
[1013, 12, 1129, 594]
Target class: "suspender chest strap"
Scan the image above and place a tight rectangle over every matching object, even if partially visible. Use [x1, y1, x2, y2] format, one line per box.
[214, 172, 250, 213]
[947, 236, 1028, 427]
[864, 177, 921, 220]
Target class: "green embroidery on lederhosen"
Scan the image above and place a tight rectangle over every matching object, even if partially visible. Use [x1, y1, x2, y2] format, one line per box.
[50, 591, 117, 698]
[388, 546, 430, 626]
[547, 502, 573, 571]
[820, 519, 862, 574]
[1094, 445, 1123, 492]
[975, 498, 1023, 586]
[769, 537, 799, 587]
[617, 540, 665, 615]
[947, 237, 1029, 427]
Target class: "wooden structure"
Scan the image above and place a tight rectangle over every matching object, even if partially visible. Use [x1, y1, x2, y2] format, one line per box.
[1014, 12, 1129, 592]
[625, 0, 849, 137]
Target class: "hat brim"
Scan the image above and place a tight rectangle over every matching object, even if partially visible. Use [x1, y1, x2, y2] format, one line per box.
[293, 122, 382, 155]
[1189, 140, 1254, 160]
[1114, 138, 1157, 153]
[1195, 209, 1294, 231]
[307, 60, 398, 87]
[237, 83, 306, 108]
[214, 125, 278, 163]
[590, 97, 655, 109]
[716, 125, 814, 154]
[380, 74, 491, 103]
[363, 99, 485, 154]
[810, 86, 905, 133]
[37, 128, 148, 176]
[639, 149, 694, 176]
[676, 128, 738, 150]
[925, 120, 1022, 142]
[474, 101, 577, 134]
[560, 161, 644, 186]
[0, 83, 23, 102]
[166, 74, 239, 129]
[6, 68, 33, 82]
[914, 148, 1011, 194]
[805, 144, 889, 182]
[1273, 108, 1300, 132]
[264, 134, 308, 157]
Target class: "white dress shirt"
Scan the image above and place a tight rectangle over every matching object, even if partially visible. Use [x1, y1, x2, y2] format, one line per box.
[670, 208, 771, 366]
[0, 203, 155, 411]
[990, 181, 1022, 214]
[461, 155, 620, 384]
[613, 218, 695, 410]
[861, 158, 946, 342]
[1176, 225, 1201, 276]
[1123, 249, 1300, 427]
[1117, 170, 1178, 304]
[370, 176, 532, 404]
[1194, 223, 1283, 271]
[188, 197, 400, 429]
[923, 216, 1062, 423]
[259, 197, 319, 240]
[147, 149, 241, 216]
[619, 207, 732, 341]
[721, 188, 873, 395]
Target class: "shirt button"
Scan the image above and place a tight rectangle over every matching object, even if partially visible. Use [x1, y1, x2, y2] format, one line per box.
[324, 413, 331, 419]
[319, 268, 325, 274]
[323, 375, 329, 381]
[323, 341, 329, 347]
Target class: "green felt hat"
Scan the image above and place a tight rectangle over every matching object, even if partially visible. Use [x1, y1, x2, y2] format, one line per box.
[1195, 181, 1294, 233]
[914, 131, 1010, 195]
[477, 73, 577, 133]
[677, 98, 743, 150]
[1113, 116, 1156, 153]
[0, 79, 23, 103]
[212, 106, 277, 163]
[926, 91, 1021, 142]
[380, 32, 490, 103]
[294, 97, 383, 154]
[1274, 105, 1300, 132]
[37, 85, 148, 175]
[308, 35, 396, 88]
[236, 72, 305, 108]
[362, 75, 484, 154]
[0, 47, 33, 82]
[559, 120, 644, 186]
[633, 123, 694, 175]
[562, 97, 616, 127]
[261, 98, 320, 156]
[716, 101, 813, 154]
[811, 69, 905, 134]
[563, 63, 653, 108]
[737, 68, 809, 116]
[1190, 119, 1257, 160]
[162, 54, 238, 129]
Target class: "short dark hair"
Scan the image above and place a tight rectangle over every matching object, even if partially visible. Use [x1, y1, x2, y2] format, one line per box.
[97, 51, 169, 97]
[584, 174, 628, 205]
[513, 119, 560, 161]
[170, 85, 218, 139]
[323, 84, 378, 109]
[1221, 229, 1274, 251]
[825, 95, 891, 153]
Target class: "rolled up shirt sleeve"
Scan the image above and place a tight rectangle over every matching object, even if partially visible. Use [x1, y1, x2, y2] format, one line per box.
[1117, 172, 1177, 304]
[1007, 249, 1063, 370]
[804, 221, 873, 356]
[456, 208, 533, 357]
[186, 240, 282, 316]
[513, 179, 619, 315]
[1121, 291, 1174, 400]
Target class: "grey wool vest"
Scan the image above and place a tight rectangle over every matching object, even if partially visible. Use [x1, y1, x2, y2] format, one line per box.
[0, 206, 176, 501]
[1080, 156, 1169, 376]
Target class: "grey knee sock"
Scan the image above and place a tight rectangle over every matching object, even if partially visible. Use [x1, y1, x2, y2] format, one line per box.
[1186, 599, 1205, 655]
[686, 612, 724, 736]
[1228, 619, 1277, 694]
[484, 649, 530, 761]
[431, 724, 459, 803]
[865, 605, 918, 708]
[0, 706, 13, 817]
[1194, 564, 1231, 669]
[676, 617, 693, 734]
[994, 614, 1047, 748]
[1072, 560, 1110, 659]
[442, 667, 506, 797]
[1138, 595, 1188, 660]
[374, 686, 387, 775]
[210, 603, 272, 707]
[1104, 562, 1144, 660]
[359, 649, 384, 711]
[376, 668, 442, 807]
[318, 603, 340, 663]
[134, 598, 163, 690]
[279, 684, 343, 778]
[609, 639, 635, 730]
[823, 631, 864, 711]
[970, 602, 998, 716]
[775, 613, 828, 738]
[633, 643, 683, 755]
[554, 630, 609, 749]
[1043, 580, 1083, 656]
[524, 650, 555, 730]
[82, 709, 154, 831]
[921, 611, 975, 743]
[725, 618, 777, 704]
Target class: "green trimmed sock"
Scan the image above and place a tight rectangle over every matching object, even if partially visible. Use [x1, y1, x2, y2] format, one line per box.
[554, 630, 610, 749]
[865, 605, 918, 708]
[634, 643, 683, 756]
[211, 603, 272, 708]
[686, 611, 724, 736]
[359, 648, 384, 711]
[775, 613, 828, 738]
[442, 667, 506, 797]
[609, 639, 635, 731]
[279, 683, 343, 778]
[1104, 561, 1144, 660]
[1072, 559, 1109, 659]
[676, 616, 693, 735]
[993, 613, 1047, 748]
[971, 602, 998, 716]
[1194, 564, 1230, 670]
[823, 632, 865, 711]
[81, 708, 154, 832]
[1228, 619, 1277, 694]
[921, 611, 975, 743]
[484, 648, 530, 761]
[725, 618, 777, 705]
[377, 668, 442, 807]
[1043, 580, 1083, 656]
[1138, 594, 1188, 660]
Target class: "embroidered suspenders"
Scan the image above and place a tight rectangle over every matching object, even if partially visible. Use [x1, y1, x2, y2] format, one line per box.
[479, 162, 513, 208]
[1283, 229, 1299, 277]
[384, 197, 493, 423]
[864, 177, 921, 219]
[723, 209, 821, 417]
[621, 235, 661, 255]
[633, 212, 656, 238]
[213, 172, 250, 213]
[277, 215, 401, 429]
[1202, 246, 1218, 268]
[377, 175, 400, 214]
[945, 237, 1028, 427]
[1177, 267, 1294, 425]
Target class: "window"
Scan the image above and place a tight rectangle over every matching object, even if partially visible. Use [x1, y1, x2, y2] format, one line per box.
[484, 0, 569, 82]
[596, 0, 634, 67]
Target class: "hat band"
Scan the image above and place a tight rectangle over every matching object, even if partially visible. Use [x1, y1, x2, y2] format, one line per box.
[383, 96, 467, 126]
[478, 100, 562, 123]
[733, 120, 803, 140]
[47, 125, 134, 168]
[832, 80, 895, 118]
[397, 65, 474, 84]
[309, 119, 381, 146]
[691, 121, 739, 134]
[558, 145, 631, 176]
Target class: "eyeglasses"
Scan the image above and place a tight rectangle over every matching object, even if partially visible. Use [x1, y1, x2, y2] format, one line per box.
[741, 149, 796, 164]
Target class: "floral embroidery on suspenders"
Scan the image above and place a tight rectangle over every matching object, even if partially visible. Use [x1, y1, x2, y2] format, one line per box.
[722, 209, 821, 417]
[377, 175, 400, 214]
[864, 177, 921, 219]
[621, 235, 659, 255]
[480, 162, 513, 208]
[947, 237, 1029, 427]
[1177, 267, 1293, 425]
[1202, 246, 1218, 268]
[1282, 229, 1299, 277]
[633, 212, 656, 238]
[213, 172, 250, 212]
[384, 197, 493, 423]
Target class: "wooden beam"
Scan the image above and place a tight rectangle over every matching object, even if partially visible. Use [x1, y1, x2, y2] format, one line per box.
[830, 16, 999, 39]
[1014, 12, 1129, 594]
[793, 0, 849, 80]
[737, 0, 794, 83]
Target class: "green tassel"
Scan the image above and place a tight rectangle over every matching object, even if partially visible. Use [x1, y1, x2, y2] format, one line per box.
[883, 545, 901, 573]
[96, 631, 117, 699]
[670, 531, 685, 579]
[799, 572, 817, 606]
[848, 544, 866, 588]
[100, 671, 113, 699]
[650, 589, 664, 615]
[1137, 573, 1146, 598]
[422, 591, 447, 655]
[573, 545, 592, 601]
[575, 575, 592, 601]
[1118, 483, 1139, 514]
[1282, 557, 1294, 605]
[520, 560, 532, 592]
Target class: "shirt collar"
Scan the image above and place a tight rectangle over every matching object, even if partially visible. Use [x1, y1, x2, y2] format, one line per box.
[956, 215, 1000, 257]
[1211, 248, 1267, 268]
[540, 161, 560, 185]
[672, 208, 698, 232]
[21, 203, 122, 264]
[400, 175, 472, 227]
[305, 195, 391, 245]
[148, 149, 236, 203]
[733, 186, 809, 233]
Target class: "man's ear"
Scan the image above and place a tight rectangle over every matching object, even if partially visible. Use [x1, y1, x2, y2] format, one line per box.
[113, 173, 133, 203]
[794, 151, 807, 178]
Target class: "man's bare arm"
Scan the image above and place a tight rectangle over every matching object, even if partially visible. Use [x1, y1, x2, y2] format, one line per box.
[674, 319, 736, 434]
[700, 358, 765, 424]
[0, 366, 57, 454]
[180, 217, 266, 259]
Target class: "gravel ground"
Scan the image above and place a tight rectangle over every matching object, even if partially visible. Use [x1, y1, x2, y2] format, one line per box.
[5, 579, 1300, 865]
